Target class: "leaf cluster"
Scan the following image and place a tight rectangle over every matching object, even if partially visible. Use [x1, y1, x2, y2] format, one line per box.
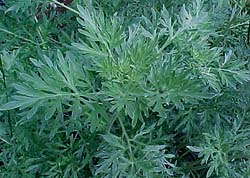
[0, 0, 250, 177]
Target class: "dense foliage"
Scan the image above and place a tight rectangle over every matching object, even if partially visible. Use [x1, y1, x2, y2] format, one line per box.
[0, 0, 250, 177]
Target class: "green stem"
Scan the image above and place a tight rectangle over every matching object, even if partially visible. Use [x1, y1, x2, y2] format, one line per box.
[177, 150, 191, 161]
[52, 0, 79, 15]
[118, 116, 134, 169]
[247, 21, 250, 44]
[158, 29, 182, 53]
[0, 28, 39, 46]
[107, 112, 118, 132]
[0, 55, 13, 137]
[34, 17, 47, 49]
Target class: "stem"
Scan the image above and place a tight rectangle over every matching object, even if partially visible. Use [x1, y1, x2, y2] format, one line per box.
[107, 112, 118, 132]
[177, 150, 191, 161]
[52, 0, 79, 15]
[0, 28, 39, 46]
[118, 116, 134, 168]
[0, 136, 11, 145]
[247, 21, 250, 44]
[158, 29, 182, 53]
[0, 55, 13, 137]
[104, 41, 116, 62]
[229, 21, 249, 29]
[34, 17, 47, 48]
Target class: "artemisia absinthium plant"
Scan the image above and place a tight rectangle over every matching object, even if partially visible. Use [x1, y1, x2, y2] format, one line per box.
[0, 0, 249, 177]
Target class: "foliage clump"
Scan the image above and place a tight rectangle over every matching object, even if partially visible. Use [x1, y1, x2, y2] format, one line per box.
[0, 0, 250, 177]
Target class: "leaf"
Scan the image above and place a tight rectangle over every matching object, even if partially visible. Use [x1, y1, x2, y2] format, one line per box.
[0, 100, 32, 110]
[206, 164, 215, 177]
[44, 103, 58, 121]
[102, 134, 125, 149]
[223, 50, 232, 66]
[187, 146, 202, 152]
[72, 42, 108, 58]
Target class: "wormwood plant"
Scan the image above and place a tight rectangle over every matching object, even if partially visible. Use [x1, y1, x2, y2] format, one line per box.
[0, 0, 250, 177]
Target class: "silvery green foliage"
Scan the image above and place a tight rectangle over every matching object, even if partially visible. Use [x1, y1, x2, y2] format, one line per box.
[0, 0, 250, 177]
